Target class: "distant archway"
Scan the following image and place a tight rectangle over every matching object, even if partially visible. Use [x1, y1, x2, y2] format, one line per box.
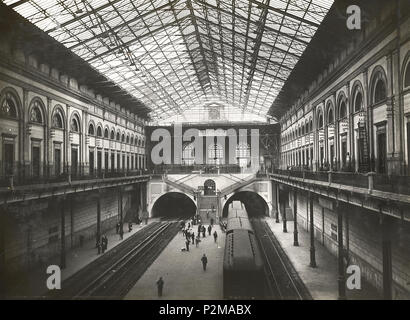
[204, 179, 216, 195]
[151, 192, 197, 218]
[222, 191, 269, 218]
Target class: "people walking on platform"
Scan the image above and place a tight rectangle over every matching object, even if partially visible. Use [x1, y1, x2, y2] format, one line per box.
[101, 235, 108, 253]
[213, 230, 218, 243]
[96, 238, 101, 254]
[195, 235, 200, 247]
[191, 232, 195, 244]
[201, 254, 208, 271]
[156, 277, 164, 297]
[185, 239, 190, 251]
[207, 225, 212, 236]
[197, 224, 201, 235]
[202, 225, 206, 238]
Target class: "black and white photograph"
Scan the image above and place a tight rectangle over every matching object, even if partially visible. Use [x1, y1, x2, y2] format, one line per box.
[0, 0, 409, 308]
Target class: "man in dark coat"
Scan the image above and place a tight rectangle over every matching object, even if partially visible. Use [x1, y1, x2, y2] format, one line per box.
[207, 225, 212, 236]
[201, 254, 208, 271]
[185, 239, 190, 252]
[156, 277, 164, 297]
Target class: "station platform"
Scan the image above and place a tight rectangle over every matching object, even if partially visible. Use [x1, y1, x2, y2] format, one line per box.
[125, 224, 225, 300]
[6, 220, 155, 298]
[264, 217, 381, 300]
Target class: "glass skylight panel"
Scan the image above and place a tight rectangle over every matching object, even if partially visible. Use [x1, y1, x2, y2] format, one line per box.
[7, 0, 333, 122]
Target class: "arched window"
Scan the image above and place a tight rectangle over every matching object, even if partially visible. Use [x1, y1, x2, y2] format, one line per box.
[309, 119, 313, 132]
[0, 92, 18, 118]
[354, 91, 363, 112]
[374, 78, 387, 104]
[339, 101, 347, 119]
[318, 113, 324, 129]
[70, 114, 80, 132]
[328, 108, 334, 124]
[405, 61, 410, 88]
[96, 126, 103, 137]
[182, 142, 195, 165]
[236, 143, 250, 167]
[126, 135, 130, 144]
[52, 108, 64, 129]
[70, 116, 80, 132]
[104, 128, 109, 138]
[208, 144, 224, 165]
[29, 100, 43, 124]
[88, 123, 95, 135]
[116, 132, 120, 141]
[130, 136, 134, 145]
[121, 133, 125, 142]
[110, 129, 115, 140]
[141, 139, 145, 147]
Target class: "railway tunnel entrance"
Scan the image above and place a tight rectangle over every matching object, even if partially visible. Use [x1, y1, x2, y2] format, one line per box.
[151, 192, 197, 219]
[222, 191, 269, 218]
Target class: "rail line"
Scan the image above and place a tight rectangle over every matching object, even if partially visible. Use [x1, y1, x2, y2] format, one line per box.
[49, 220, 181, 299]
[251, 219, 312, 300]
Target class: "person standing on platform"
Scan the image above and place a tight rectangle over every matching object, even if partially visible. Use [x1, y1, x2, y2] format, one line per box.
[197, 224, 201, 236]
[202, 225, 206, 238]
[185, 239, 190, 252]
[191, 232, 195, 244]
[213, 230, 218, 243]
[195, 235, 200, 247]
[201, 254, 208, 271]
[116, 222, 120, 234]
[156, 277, 164, 297]
[207, 225, 212, 236]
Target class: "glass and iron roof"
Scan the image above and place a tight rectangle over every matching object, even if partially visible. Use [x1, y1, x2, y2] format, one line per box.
[4, 0, 333, 123]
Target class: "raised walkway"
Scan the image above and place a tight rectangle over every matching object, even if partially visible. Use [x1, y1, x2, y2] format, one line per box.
[264, 217, 381, 300]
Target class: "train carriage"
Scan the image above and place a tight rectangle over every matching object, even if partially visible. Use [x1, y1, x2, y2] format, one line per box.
[223, 201, 265, 299]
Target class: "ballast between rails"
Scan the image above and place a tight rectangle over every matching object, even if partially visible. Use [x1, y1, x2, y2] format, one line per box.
[73, 222, 173, 299]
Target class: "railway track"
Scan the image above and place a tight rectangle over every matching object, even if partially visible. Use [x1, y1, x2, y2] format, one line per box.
[251, 219, 312, 300]
[49, 220, 181, 299]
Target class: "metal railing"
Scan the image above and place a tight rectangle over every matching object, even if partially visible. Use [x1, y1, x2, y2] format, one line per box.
[0, 161, 148, 189]
[270, 168, 410, 195]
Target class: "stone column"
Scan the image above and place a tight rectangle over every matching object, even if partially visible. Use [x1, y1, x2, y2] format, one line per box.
[96, 190, 101, 246]
[282, 190, 287, 233]
[380, 211, 392, 299]
[293, 189, 299, 246]
[337, 201, 346, 299]
[309, 193, 317, 267]
[119, 187, 124, 239]
[60, 197, 66, 269]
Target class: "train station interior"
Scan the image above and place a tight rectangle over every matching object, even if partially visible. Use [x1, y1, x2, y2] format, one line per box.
[0, 0, 409, 300]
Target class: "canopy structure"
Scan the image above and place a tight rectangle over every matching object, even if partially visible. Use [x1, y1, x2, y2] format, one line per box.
[4, 0, 333, 123]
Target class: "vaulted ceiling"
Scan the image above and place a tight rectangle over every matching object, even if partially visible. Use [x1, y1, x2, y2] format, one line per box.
[4, 0, 333, 122]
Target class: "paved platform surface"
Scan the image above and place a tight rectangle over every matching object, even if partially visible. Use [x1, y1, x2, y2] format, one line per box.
[125, 224, 225, 300]
[264, 217, 381, 300]
[6, 220, 156, 298]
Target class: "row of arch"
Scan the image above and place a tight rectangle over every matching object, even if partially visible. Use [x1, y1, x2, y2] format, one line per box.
[283, 65, 390, 144]
[0, 87, 145, 147]
[87, 122, 145, 147]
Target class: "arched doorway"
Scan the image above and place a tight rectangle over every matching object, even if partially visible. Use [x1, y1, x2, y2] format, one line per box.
[151, 192, 197, 218]
[204, 179, 216, 195]
[222, 191, 269, 217]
